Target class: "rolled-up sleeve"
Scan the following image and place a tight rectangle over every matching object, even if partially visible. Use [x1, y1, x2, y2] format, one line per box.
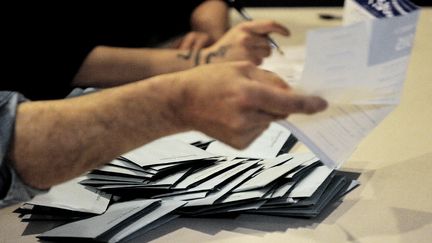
[0, 91, 47, 208]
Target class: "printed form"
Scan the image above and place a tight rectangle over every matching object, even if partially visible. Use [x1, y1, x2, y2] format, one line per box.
[275, 0, 420, 168]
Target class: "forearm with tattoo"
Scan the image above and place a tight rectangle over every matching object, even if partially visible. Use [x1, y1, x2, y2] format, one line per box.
[204, 45, 231, 64]
[176, 49, 202, 66]
[177, 45, 231, 66]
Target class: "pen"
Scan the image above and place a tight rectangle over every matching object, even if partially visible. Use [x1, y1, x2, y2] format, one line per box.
[228, 0, 285, 55]
[318, 13, 343, 20]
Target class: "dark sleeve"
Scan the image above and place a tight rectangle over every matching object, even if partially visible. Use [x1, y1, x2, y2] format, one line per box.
[3, 37, 96, 101]
[0, 92, 17, 168]
[0, 92, 48, 208]
[4, 1, 206, 100]
[4, 6, 96, 101]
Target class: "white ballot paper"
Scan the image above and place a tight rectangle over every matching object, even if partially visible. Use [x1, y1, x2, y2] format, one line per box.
[121, 139, 215, 167]
[206, 122, 291, 158]
[276, 0, 420, 168]
[26, 177, 111, 215]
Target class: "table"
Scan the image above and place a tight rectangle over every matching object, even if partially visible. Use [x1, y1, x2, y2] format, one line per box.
[1, 7, 431, 243]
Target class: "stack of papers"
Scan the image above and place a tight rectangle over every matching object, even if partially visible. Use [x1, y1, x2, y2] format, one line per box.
[38, 199, 186, 243]
[264, 0, 420, 168]
[82, 139, 220, 197]
[17, 126, 359, 242]
[15, 177, 112, 221]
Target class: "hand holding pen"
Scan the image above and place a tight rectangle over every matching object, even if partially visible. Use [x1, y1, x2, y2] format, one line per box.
[200, 20, 290, 65]
[228, 0, 287, 55]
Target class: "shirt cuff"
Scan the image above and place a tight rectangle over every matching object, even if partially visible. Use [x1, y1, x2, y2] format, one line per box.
[0, 91, 48, 208]
[0, 163, 48, 208]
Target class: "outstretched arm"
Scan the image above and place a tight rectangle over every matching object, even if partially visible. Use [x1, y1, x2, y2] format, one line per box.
[10, 62, 326, 190]
[73, 20, 289, 88]
[72, 47, 199, 88]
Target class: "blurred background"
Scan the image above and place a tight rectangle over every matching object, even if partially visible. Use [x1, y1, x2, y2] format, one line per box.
[238, 0, 431, 7]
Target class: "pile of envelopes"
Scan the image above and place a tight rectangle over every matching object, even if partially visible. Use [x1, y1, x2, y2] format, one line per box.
[16, 123, 359, 242]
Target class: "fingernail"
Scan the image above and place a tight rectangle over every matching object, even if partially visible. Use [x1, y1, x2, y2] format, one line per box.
[281, 28, 290, 36]
[314, 97, 328, 111]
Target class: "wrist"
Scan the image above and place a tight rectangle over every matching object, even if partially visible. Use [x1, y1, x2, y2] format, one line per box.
[193, 48, 203, 67]
[199, 48, 210, 65]
[176, 49, 203, 68]
[201, 45, 230, 65]
[208, 29, 227, 42]
[153, 73, 192, 131]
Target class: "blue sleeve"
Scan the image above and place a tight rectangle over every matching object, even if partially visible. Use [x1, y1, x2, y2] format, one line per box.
[0, 91, 47, 208]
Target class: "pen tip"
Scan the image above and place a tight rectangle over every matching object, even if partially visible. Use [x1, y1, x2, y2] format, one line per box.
[277, 48, 285, 55]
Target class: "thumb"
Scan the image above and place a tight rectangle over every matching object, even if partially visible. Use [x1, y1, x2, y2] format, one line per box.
[239, 20, 290, 36]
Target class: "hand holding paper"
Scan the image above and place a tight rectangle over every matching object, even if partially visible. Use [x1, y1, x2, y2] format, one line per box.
[174, 62, 327, 149]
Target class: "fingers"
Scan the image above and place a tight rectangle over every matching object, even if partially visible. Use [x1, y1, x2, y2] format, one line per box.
[247, 68, 289, 89]
[192, 35, 211, 50]
[239, 64, 326, 115]
[179, 33, 196, 50]
[180, 62, 326, 150]
[228, 123, 270, 149]
[244, 54, 265, 65]
[236, 37, 271, 65]
[245, 34, 270, 49]
[245, 82, 327, 116]
[252, 47, 271, 59]
[240, 20, 290, 36]
[245, 110, 286, 125]
[281, 93, 328, 114]
[179, 32, 211, 50]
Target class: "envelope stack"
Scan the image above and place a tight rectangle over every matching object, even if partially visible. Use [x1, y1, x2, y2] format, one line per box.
[16, 124, 359, 242]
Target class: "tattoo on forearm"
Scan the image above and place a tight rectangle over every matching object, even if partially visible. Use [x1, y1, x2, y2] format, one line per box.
[194, 49, 202, 66]
[205, 45, 231, 64]
[176, 45, 230, 66]
[177, 49, 202, 66]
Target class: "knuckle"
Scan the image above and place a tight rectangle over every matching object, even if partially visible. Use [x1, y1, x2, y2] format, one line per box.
[266, 20, 278, 27]
[229, 116, 248, 131]
[238, 33, 252, 45]
[237, 22, 249, 31]
[232, 135, 251, 149]
[236, 92, 252, 108]
[253, 58, 263, 65]
[262, 122, 271, 131]
[236, 140, 250, 149]
[236, 61, 255, 70]
[231, 140, 247, 150]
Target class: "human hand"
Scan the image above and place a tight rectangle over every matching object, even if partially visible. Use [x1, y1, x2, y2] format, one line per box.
[200, 20, 290, 65]
[177, 31, 214, 50]
[171, 62, 326, 149]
